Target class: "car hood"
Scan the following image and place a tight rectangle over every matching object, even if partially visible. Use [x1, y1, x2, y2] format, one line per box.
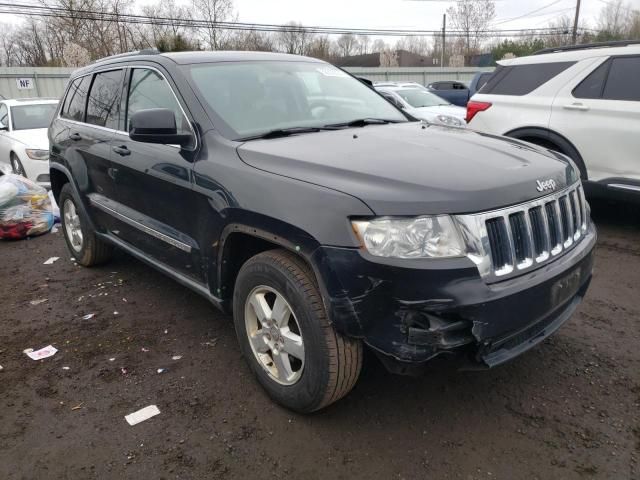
[236, 122, 578, 215]
[410, 104, 466, 120]
[7, 128, 49, 150]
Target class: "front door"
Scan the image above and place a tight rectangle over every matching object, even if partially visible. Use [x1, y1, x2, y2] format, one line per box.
[110, 67, 203, 281]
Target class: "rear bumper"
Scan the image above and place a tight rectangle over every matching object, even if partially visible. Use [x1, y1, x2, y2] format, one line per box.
[313, 222, 596, 372]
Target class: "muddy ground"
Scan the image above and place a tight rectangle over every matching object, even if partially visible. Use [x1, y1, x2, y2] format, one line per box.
[0, 199, 639, 480]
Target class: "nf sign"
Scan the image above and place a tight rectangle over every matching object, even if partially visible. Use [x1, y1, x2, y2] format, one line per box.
[16, 78, 35, 90]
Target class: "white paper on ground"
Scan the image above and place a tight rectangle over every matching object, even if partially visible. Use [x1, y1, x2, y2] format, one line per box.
[43, 257, 59, 265]
[125, 405, 161, 426]
[24, 345, 58, 360]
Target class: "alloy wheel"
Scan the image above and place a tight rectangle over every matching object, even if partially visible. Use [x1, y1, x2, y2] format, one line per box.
[63, 199, 83, 252]
[244, 285, 305, 385]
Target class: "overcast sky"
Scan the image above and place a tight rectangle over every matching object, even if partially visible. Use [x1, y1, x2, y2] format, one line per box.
[2, 0, 640, 32]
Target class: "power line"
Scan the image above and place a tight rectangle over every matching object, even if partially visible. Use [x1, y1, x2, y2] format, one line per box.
[492, 0, 565, 26]
[0, 2, 599, 37]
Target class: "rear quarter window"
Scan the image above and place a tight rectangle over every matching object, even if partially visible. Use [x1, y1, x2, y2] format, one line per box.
[481, 62, 576, 96]
[602, 56, 640, 101]
[61, 76, 91, 122]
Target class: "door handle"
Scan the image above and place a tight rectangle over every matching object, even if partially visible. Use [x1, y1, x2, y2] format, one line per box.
[112, 145, 131, 156]
[563, 103, 590, 111]
[69, 132, 82, 141]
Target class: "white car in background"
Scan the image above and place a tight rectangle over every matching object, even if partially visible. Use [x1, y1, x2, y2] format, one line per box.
[0, 98, 59, 188]
[375, 86, 467, 127]
[467, 41, 640, 200]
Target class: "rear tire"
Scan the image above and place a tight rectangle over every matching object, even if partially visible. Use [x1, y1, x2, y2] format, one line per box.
[233, 249, 363, 413]
[59, 183, 112, 266]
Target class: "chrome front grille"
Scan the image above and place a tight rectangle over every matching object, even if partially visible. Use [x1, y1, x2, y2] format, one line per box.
[456, 183, 589, 282]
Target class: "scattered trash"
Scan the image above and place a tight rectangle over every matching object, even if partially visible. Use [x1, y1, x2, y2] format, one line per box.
[121, 367, 128, 375]
[122, 298, 128, 303]
[48, 190, 60, 222]
[141, 347, 149, 353]
[109, 358, 116, 362]
[51, 225, 59, 234]
[29, 298, 48, 306]
[0, 365, 3, 372]
[157, 368, 166, 374]
[81, 313, 95, 320]
[164, 329, 168, 334]
[62, 366, 70, 371]
[113, 311, 119, 316]
[125, 405, 161, 426]
[171, 355, 182, 361]
[0, 174, 54, 240]
[24, 345, 58, 360]
[43, 257, 59, 265]
[71, 402, 83, 411]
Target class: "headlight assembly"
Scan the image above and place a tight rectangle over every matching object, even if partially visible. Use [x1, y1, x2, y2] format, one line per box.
[351, 216, 466, 259]
[25, 149, 49, 161]
[436, 115, 464, 127]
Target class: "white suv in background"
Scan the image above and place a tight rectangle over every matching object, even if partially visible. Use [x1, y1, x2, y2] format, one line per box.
[467, 41, 640, 200]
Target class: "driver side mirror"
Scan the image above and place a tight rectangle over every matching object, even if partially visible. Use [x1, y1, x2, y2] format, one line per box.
[129, 108, 193, 147]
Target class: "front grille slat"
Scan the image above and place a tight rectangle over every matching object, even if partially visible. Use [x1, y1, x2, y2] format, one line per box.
[480, 185, 588, 280]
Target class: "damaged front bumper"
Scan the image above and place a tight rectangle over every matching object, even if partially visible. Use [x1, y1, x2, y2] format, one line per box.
[313, 223, 596, 374]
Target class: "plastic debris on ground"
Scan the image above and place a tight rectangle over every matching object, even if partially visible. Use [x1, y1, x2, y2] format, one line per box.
[48, 190, 60, 222]
[82, 313, 95, 320]
[24, 345, 58, 360]
[172, 355, 182, 361]
[0, 365, 3, 372]
[157, 368, 166, 374]
[43, 257, 59, 265]
[125, 405, 161, 426]
[29, 298, 48, 306]
[62, 366, 70, 370]
[0, 174, 54, 240]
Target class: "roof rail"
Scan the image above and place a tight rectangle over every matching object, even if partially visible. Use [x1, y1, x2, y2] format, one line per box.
[533, 39, 640, 55]
[94, 49, 160, 63]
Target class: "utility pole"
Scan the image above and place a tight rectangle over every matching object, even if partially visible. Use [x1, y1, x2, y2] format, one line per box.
[441, 13, 446, 68]
[572, 0, 582, 44]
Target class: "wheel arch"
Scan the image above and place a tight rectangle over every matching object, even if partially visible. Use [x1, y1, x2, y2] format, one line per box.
[504, 126, 588, 180]
[216, 221, 328, 315]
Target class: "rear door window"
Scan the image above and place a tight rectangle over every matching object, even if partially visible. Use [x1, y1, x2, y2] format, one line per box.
[573, 60, 610, 99]
[602, 56, 640, 101]
[482, 62, 576, 96]
[86, 69, 124, 129]
[61, 76, 91, 122]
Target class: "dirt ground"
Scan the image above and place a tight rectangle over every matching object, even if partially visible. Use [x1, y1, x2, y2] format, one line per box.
[0, 199, 639, 480]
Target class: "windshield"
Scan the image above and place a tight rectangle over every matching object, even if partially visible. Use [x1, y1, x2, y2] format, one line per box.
[183, 61, 407, 139]
[394, 89, 449, 108]
[11, 103, 58, 130]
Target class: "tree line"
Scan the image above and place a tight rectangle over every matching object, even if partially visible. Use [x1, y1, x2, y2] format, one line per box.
[1, 0, 639, 68]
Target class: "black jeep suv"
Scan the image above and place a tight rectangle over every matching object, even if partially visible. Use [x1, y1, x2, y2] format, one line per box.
[49, 51, 596, 412]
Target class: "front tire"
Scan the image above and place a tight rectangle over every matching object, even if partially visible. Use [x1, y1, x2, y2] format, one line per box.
[233, 249, 363, 413]
[10, 153, 26, 177]
[59, 183, 112, 266]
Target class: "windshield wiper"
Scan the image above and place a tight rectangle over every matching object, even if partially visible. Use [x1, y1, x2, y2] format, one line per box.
[324, 118, 401, 129]
[239, 126, 328, 141]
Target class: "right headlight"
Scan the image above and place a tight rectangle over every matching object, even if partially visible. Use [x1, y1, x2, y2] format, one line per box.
[351, 216, 466, 259]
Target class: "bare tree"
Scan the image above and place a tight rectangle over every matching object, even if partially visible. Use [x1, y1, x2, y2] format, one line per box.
[336, 33, 359, 57]
[395, 36, 431, 55]
[192, 0, 236, 50]
[597, 0, 633, 38]
[446, 0, 496, 56]
[276, 22, 313, 55]
[307, 35, 334, 60]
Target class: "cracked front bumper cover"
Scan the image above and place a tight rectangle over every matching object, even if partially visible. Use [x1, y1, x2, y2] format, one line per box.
[313, 223, 596, 372]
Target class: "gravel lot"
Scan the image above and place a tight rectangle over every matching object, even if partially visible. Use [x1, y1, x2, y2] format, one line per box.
[1, 199, 639, 480]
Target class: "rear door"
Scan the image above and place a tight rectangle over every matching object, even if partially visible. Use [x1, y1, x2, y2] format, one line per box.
[110, 66, 202, 281]
[55, 73, 121, 230]
[550, 55, 640, 183]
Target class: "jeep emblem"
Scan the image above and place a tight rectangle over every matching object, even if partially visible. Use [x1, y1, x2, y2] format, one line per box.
[536, 179, 557, 192]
